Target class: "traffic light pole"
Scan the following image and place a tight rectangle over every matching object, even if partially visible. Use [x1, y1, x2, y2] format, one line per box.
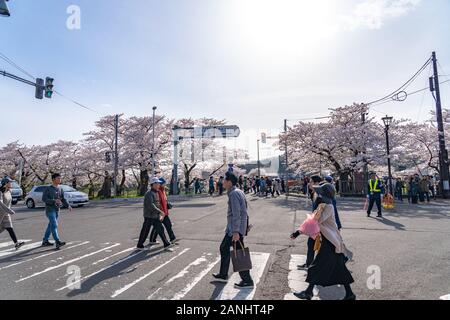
[431, 51, 450, 198]
[113, 115, 119, 197]
[1, 70, 36, 87]
[284, 119, 289, 196]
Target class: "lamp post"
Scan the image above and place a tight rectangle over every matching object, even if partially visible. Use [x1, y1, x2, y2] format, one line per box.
[257, 139, 261, 178]
[152, 106, 157, 176]
[382, 115, 394, 196]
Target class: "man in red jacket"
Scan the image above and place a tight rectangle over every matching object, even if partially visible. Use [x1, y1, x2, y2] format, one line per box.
[149, 177, 176, 244]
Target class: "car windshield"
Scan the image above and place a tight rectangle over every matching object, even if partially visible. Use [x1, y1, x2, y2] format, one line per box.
[61, 185, 77, 193]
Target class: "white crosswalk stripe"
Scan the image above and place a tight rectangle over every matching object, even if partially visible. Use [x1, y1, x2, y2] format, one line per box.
[284, 254, 319, 300]
[0, 240, 32, 249]
[0, 241, 88, 271]
[15, 243, 121, 283]
[215, 252, 270, 300]
[0, 242, 43, 258]
[111, 248, 191, 298]
[440, 294, 450, 300]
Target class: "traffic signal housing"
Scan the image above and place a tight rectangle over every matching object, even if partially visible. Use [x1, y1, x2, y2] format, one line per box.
[45, 77, 54, 98]
[35, 78, 44, 99]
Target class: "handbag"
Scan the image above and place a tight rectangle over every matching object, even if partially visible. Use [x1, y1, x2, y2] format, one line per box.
[231, 240, 252, 273]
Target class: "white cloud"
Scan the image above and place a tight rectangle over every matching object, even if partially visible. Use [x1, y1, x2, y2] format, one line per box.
[341, 0, 422, 30]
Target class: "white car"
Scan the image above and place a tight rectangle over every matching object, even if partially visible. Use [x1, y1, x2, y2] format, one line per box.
[25, 185, 89, 209]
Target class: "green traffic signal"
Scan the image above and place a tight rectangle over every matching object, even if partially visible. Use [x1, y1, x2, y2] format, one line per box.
[45, 77, 54, 99]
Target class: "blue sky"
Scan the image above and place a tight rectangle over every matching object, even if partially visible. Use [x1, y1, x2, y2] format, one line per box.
[1, 0, 450, 159]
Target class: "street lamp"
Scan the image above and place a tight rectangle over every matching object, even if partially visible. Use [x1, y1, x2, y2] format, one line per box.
[152, 106, 157, 176]
[0, 0, 10, 17]
[382, 115, 394, 196]
[257, 139, 261, 178]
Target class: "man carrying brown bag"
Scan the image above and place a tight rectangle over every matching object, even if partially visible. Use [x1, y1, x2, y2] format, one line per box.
[212, 171, 254, 289]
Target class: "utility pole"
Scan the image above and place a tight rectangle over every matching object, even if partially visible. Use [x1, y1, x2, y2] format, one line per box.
[284, 119, 289, 196]
[362, 111, 369, 196]
[113, 114, 119, 197]
[431, 51, 450, 198]
[152, 106, 157, 176]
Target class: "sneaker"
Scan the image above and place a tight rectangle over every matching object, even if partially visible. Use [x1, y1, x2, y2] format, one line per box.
[55, 241, 66, 250]
[234, 281, 254, 289]
[212, 273, 228, 283]
[148, 240, 160, 245]
[293, 291, 313, 300]
[297, 263, 309, 270]
[377, 214, 383, 218]
[15, 242, 25, 250]
[136, 245, 146, 251]
[42, 241, 54, 247]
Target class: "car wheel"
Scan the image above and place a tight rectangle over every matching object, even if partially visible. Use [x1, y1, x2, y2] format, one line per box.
[26, 199, 35, 209]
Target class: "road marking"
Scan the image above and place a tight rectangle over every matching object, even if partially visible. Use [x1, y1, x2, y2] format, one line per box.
[92, 247, 135, 265]
[15, 243, 120, 283]
[170, 256, 221, 300]
[111, 248, 190, 298]
[0, 242, 88, 271]
[0, 240, 32, 249]
[56, 246, 148, 291]
[0, 242, 42, 258]
[146, 253, 220, 300]
[440, 294, 450, 300]
[284, 254, 319, 300]
[215, 252, 270, 300]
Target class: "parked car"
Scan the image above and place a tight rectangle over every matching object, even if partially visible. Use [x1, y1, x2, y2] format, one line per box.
[25, 185, 89, 209]
[11, 180, 23, 205]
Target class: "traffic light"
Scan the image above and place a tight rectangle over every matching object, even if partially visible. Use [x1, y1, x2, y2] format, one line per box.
[45, 77, 54, 98]
[0, 0, 10, 17]
[261, 133, 267, 144]
[35, 78, 44, 99]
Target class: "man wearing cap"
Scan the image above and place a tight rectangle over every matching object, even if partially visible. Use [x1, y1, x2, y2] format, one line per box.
[367, 173, 385, 218]
[136, 177, 173, 251]
[149, 177, 176, 244]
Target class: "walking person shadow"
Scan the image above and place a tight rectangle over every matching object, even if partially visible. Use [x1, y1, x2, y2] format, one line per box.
[372, 216, 406, 231]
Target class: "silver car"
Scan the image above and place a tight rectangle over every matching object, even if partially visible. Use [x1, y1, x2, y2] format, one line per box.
[25, 185, 89, 209]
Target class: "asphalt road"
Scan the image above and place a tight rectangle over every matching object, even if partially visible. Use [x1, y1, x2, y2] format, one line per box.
[1, 194, 449, 300]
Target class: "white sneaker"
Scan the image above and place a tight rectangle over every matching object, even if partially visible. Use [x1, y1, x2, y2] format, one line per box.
[148, 241, 160, 245]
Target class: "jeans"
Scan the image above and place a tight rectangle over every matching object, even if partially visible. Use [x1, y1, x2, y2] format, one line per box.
[137, 218, 170, 247]
[219, 234, 253, 283]
[43, 210, 60, 242]
[149, 215, 176, 242]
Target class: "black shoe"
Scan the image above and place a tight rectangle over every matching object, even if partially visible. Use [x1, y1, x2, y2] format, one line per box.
[377, 214, 383, 218]
[15, 242, 25, 250]
[297, 264, 309, 270]
[343, 294, 356, 300]
[136, 245, 145, 251]
[212, 273, 228, 283]
[55, 241, 66, 250]
[42, 241, 54, 247]
[293, 291, 313, 300]
[367, 212, 371, 217]
[234, 281, 254, 289]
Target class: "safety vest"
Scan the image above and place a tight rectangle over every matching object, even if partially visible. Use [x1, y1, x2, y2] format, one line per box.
[369, 179, 381, 193]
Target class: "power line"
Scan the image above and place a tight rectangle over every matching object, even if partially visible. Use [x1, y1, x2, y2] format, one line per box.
[0, 52, 36, 80]
[366, 57, 432, 106]
[0, 51, 101, 114]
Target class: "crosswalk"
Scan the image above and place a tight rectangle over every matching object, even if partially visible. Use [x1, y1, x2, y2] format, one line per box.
[0, 239, 318, 300]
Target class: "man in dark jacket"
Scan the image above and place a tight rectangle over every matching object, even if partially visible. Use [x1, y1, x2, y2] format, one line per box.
[213, 171, 254, 289]
[42, 173, 71, 250]
[136, 177, 173, 251]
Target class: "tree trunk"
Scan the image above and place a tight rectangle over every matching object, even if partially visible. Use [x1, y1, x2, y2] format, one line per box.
[139, 169, 149, 196]
[118, 169, 126, 196]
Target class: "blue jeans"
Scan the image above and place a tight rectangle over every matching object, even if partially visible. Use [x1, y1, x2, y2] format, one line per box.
[43, 210, 60, 242]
